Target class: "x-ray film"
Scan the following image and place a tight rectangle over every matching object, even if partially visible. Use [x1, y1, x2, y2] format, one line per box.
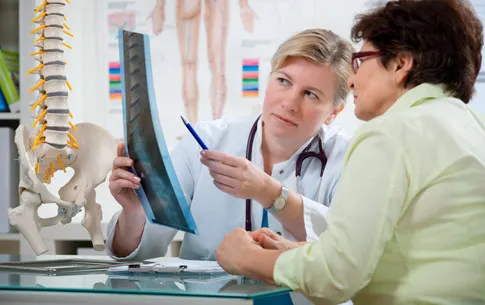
[118, 30, 198, 234]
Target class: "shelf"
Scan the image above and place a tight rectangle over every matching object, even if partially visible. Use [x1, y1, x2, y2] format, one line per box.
[0, 0, 19, 9]
[0, 113, 20, 120]
[0, 229, 182, 242]
[0, 225, 184, 255]
[0, 233, 21, 241]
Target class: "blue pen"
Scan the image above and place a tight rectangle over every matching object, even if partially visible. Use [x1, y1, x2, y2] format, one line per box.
[181, 116, 209, 150]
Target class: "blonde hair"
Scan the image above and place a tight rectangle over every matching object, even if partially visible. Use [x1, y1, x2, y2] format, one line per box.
[271, 29, 354, 107]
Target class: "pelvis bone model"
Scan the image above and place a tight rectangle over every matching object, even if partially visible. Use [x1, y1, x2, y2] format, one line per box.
[8, 0, 118, 255]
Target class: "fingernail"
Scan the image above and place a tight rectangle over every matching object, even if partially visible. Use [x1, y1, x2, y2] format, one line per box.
[200, 150, 206, 156]
[133, 176, 141, 182]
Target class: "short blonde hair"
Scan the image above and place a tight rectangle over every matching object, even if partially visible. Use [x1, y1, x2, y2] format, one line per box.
[271, 29, 354, 107]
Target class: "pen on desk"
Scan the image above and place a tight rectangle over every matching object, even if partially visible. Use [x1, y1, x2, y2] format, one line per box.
[180, 115, 209, 150]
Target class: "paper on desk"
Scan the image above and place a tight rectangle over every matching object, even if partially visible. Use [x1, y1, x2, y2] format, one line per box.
[108, 258, 225, 274]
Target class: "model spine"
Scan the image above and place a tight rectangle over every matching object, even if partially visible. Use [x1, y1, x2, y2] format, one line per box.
[27, 0, 77, 183]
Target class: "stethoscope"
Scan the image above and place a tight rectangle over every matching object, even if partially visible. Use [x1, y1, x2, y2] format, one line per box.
[245, 115, 327, 231]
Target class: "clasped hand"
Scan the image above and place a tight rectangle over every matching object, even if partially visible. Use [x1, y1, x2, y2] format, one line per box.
[215, 227, 305, 276]
[251, 228, 307, 251]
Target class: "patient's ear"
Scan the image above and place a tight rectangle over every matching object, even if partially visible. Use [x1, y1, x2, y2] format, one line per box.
[393, 52, 414, 87]
[324, 104, 344, 125]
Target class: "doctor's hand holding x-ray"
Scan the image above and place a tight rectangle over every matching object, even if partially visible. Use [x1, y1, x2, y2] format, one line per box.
[106, 29, 354, 267]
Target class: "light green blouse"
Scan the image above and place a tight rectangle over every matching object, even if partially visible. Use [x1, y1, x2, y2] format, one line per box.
[274, 83, 485, 305]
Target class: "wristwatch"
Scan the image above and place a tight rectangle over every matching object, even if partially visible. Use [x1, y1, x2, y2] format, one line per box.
[269, 185, 289, 213]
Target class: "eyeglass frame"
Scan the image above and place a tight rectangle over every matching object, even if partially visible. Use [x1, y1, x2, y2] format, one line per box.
[351, 51, 382, 73]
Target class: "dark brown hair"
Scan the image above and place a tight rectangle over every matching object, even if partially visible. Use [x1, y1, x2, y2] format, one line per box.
[351, 0, 483, 103]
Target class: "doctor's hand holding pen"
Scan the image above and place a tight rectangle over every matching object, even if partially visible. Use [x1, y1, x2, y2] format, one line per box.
[199, 150, 282, 209]
[183, 115, 283, 208]
[108, 142, 146, 257]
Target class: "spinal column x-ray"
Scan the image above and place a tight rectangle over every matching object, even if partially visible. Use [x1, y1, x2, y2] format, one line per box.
[119, 29, 198, 234]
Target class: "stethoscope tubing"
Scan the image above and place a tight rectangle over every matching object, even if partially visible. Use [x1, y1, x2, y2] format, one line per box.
[244, 115, 327, 231]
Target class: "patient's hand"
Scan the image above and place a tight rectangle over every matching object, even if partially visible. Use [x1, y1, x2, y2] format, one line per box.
[250, 228, 307, 251]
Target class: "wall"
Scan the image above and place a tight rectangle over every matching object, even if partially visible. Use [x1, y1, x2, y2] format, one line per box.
[472, 83, 485, 114]
[37, 0, 368, 224]
[30, 0, 485, 224]
[0, 0, 20, 52]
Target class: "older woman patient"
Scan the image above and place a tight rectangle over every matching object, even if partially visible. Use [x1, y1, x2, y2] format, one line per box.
[215, 0, 485, 304]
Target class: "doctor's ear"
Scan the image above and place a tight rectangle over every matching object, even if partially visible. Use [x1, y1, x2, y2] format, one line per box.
[324, 103, 344, 125]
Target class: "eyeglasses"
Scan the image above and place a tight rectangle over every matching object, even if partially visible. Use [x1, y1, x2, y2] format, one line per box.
[351, 51, 381, 73]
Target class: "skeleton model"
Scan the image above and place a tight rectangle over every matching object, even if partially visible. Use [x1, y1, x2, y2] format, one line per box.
[8, 0, 118, 255]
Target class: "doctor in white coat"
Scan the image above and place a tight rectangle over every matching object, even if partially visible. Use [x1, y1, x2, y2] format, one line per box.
[106, 28, 354, 261]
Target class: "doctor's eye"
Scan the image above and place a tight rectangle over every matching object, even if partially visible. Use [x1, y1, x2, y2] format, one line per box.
[277, 77, 290, 86]
[304, 90, 319, 100]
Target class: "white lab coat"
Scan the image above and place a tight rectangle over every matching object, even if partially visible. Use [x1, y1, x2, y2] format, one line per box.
[106, 114, 350, 261]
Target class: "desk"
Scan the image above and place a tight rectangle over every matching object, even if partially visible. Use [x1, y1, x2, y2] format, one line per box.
[0, 255, 292, 305]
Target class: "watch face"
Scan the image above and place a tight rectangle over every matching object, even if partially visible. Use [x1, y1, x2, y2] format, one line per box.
[274, 197, 286, 210]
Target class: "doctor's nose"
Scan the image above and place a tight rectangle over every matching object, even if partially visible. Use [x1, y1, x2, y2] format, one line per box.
[281, 90, 299, 112]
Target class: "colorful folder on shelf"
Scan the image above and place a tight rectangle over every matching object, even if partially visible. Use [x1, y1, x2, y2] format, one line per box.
[0, 50, 20, 112]
[0, 88, 9, 112]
